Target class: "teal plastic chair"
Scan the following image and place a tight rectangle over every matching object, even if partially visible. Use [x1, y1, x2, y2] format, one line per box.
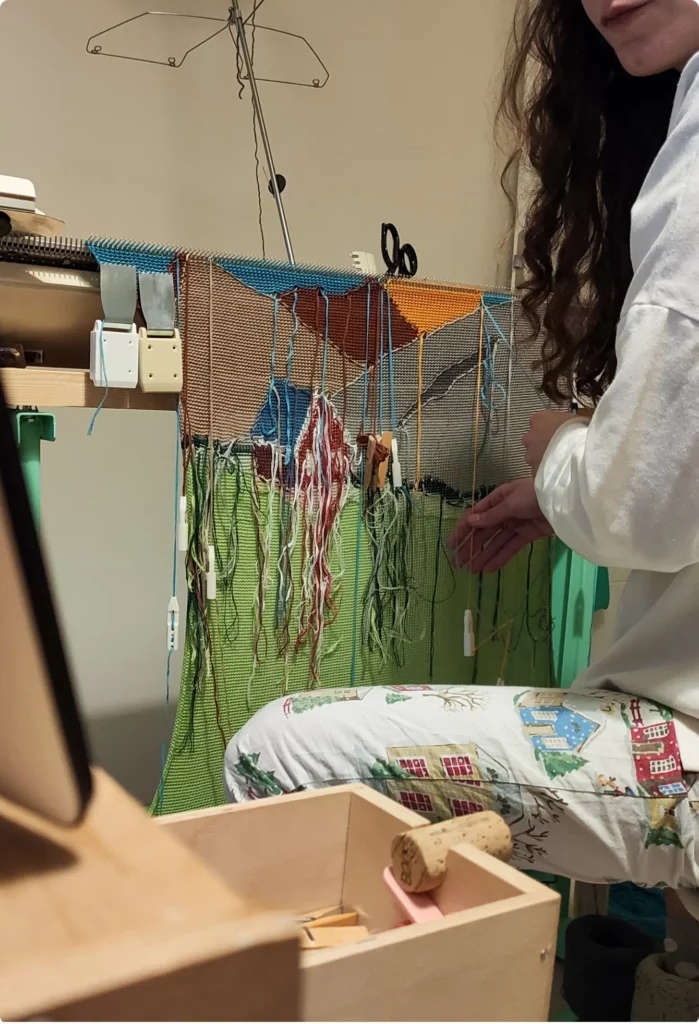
[552, 540, 610, 689]
[541, 543, 611, 969]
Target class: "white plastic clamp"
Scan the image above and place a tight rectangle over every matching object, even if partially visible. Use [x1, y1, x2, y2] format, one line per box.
[90, 319, 139, 389]
[464, 609, 475, 657]
[391, 437, 403, 490]
[167, 596, 180, 652]
[138, 327, 183, 393]
[206, 545, 217, 601]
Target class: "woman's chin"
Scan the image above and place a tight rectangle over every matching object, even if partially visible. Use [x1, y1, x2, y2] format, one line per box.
[614, 31, 698, 76]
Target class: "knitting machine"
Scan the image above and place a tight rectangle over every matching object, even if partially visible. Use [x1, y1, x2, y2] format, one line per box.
[0, 235, 101, 371]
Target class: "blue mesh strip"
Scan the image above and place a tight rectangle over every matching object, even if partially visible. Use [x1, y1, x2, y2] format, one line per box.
[483, 293, 512, 307]
[88, 242, 176, 275]
[216, 257, 364, 296]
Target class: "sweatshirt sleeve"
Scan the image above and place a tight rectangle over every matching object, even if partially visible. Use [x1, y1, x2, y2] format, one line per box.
[535, 303, 699, 572]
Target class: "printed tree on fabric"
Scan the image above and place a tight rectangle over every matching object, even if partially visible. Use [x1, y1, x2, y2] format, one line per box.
[645, 798, 683, 849]
[534, 747, 587, 780]
[369, 758, 421, 781]
[385, 692, 411, 705]
[232, 752, 284, 798]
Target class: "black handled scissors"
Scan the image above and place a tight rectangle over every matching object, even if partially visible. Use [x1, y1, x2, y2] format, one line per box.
[381, 222, 418, 278]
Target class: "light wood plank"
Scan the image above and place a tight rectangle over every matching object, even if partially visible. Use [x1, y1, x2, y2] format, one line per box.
[342, 790, 425, 931]
[0, 769, 298, 1021]
[161, 788, 352, 916]
[304, 893, 559, 1022]
[1, 367, 177, 411]
[432, 843, 540, 916]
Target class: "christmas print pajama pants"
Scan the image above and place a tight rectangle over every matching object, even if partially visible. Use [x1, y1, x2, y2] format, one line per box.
[224, 685, 699, 888]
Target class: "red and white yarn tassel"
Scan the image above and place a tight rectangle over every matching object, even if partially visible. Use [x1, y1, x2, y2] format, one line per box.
[296, 394, 351, 682]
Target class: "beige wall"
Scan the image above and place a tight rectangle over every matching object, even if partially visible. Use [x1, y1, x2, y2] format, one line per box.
[0, 0, 518, 285]
[0, 0, 519, 802]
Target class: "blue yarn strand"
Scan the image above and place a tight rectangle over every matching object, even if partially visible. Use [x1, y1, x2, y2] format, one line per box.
[320, 289, 330, 395]
[87, 323, 109, 435]
[350, 487, 363, 686]
[159, 259, 182, 813]
[352, 282, 373, 685]
[479, 306, 507, 411]
[386, 290, 396, 432]
[284, 290, 299, 465]
[317, 290, 330, 486]
[378, 288, 385, 432]
[158, 403, 180, 813]
[362, 282, 372, 429]
[483, 302, 511, 347]
[266, 295, 280, 424]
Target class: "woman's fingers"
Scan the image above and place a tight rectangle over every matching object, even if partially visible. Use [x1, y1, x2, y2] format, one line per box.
[451, 525, 502, 568]
[467, 526, 520, 574]
[473, 530, 533, 574]
[469, 519, 555, 573]
[448, 485, 511, 551]
[467, 500, 512, 531]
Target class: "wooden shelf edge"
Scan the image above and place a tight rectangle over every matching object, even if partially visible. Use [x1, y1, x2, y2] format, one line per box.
[1, 367, 178, 412]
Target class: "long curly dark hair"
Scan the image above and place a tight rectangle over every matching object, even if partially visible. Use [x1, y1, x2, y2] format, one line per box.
[499, 0, 678, 403]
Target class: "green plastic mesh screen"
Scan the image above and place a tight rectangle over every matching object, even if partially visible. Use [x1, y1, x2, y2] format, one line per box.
[155, 453, 553, 814]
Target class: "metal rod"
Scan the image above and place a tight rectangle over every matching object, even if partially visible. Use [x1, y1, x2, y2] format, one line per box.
[230, 0, 295, 264]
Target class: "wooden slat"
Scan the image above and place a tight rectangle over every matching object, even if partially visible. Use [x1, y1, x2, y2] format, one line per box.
[304, 892, 558, 1022]
[0, 769, 299, 1021]
[0, 367, 177, 411]
[161, 787, 352, 916]
[342, 789, 425, 931]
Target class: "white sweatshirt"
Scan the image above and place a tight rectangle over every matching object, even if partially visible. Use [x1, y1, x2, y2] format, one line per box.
[535, 52, 699, 768]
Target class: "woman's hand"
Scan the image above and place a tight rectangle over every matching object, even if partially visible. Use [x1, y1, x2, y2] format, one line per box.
[523, 411, 577, 475]
[448, 478, 553, 573]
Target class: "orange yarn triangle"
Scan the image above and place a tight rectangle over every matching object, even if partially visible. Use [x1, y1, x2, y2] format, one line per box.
[385, 280, 481, 335]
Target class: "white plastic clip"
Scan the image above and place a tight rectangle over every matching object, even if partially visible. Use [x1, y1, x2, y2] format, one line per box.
[464, 609, 475, 657]
[138, 327, 183, 393]
[167, 596, 180, 652]
[350, 251, 377, 275]
[391, 437, 403, 490]
[206, 545, 217, 601]
[90, 319, 139, 389]
[177, 496, 188, 552]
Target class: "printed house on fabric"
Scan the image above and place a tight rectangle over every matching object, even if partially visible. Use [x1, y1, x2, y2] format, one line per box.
[516, 690, 599, 755]
[628, 698, 686, 798]
[383, 742, 492, 821]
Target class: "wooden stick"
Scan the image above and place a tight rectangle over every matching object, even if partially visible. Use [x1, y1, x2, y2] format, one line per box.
[375, 430, 393, 489]
[363, 435, 377, 490]
[299, 926, 369, 950]
[294, 905, 343, 925]
[391, 811, 512, 893]
[311, 912, 359, 929]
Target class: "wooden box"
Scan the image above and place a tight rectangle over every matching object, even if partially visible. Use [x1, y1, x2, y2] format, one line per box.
[161, 785, 560, 1021]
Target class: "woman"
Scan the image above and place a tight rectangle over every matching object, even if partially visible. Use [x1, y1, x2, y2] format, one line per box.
[225, 0, 699, 888]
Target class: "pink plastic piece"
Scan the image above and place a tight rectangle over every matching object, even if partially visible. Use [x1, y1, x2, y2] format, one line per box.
[382, 866, 443, 923]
